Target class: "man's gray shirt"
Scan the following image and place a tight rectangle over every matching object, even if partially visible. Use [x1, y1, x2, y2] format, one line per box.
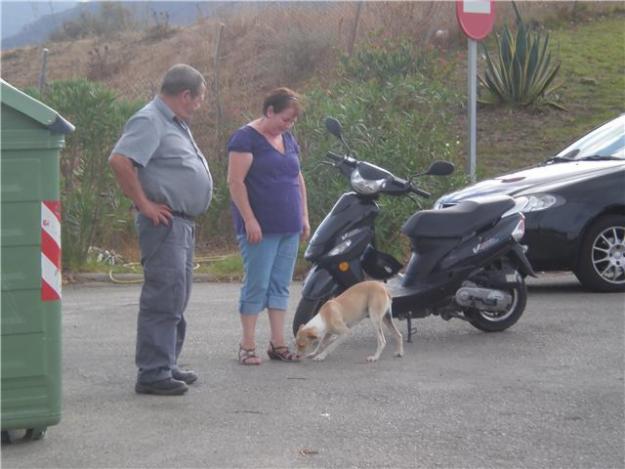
[111, 96, 212, 217]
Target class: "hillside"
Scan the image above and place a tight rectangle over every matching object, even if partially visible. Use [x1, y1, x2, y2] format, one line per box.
[0, 1, 234, 49]
[2, 2, 359, 162]
[2, 2, 622, 174]
[1, 1, 623, 267]
[1, 1, 78, 41]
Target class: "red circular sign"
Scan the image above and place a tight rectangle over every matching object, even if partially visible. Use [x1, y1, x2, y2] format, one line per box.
[456, 0, 496, 41]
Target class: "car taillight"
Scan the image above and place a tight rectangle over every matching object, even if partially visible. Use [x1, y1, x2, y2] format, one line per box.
[512, 214, 525, 241]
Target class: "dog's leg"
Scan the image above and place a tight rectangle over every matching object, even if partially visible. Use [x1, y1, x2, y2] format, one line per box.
[313, 330, 350, 361]
[383, 313, 404, 358]
[306, 333, 335, 359]
[312, 313, 351, 361]
[367, 315, 387, 362]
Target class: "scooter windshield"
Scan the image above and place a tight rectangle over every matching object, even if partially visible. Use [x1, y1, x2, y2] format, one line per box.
[350, 162, 393, 195]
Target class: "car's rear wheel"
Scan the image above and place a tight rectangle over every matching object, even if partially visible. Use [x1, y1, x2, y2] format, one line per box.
[575, 215, 625, 292]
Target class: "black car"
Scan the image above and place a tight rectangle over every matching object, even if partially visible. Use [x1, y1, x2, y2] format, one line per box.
[435, 115, 625, 292]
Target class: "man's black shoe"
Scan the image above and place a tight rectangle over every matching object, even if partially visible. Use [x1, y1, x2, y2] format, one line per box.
[172, 369, 198, 385]
[135, 378, 188, 396]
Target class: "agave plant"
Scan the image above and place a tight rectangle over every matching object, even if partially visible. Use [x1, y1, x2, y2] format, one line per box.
[479, 3, 564, 109]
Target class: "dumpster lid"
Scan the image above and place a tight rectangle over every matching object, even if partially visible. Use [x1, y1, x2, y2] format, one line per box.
[1, 79, 75, 134]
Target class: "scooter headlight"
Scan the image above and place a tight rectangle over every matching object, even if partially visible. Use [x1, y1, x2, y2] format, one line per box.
[328, 239, 353, 257]
[327, 228, 368, 257]
[350, 168, 385, 195]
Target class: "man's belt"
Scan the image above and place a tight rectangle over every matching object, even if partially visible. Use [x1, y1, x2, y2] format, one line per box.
[170, 211, 195, 222]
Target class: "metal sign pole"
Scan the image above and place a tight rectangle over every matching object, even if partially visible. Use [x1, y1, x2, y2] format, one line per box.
[468, 38, 477, 183]
[457, 0, 494, 184]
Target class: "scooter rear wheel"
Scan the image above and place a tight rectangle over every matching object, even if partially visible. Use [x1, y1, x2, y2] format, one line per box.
[465, 281, 527, 332]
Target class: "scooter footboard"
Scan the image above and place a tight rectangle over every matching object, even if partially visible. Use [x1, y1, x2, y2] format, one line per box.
[294, 266, 345, 337]
[301, 259, 366, 300]
[301, 266, 339, 300]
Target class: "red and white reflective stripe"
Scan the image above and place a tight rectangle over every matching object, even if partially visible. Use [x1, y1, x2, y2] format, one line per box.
[41, 200, 62, 301]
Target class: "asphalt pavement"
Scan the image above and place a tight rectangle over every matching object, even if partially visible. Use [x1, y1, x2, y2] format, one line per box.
[2, 273, 624, 469]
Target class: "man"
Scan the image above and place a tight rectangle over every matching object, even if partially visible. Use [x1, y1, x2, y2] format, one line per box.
[109, 64, 212, 396]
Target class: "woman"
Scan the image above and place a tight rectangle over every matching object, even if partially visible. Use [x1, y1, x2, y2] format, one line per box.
[227, 87, 310, 365]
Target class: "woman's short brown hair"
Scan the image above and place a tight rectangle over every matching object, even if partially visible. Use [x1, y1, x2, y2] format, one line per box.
[263, 87, 303, 116]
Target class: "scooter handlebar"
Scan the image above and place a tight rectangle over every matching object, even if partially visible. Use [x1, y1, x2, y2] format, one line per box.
[411, 185, 431, 198]
[326, 151, 344, 162]
[326, 151, 357, 165]
[326, 152, 431, 198]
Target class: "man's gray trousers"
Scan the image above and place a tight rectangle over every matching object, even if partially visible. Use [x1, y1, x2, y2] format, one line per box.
[135, 214, 195, 384]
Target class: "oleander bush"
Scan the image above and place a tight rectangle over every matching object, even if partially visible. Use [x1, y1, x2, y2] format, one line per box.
[295, 43, 467, 259]
[28, 80, 143, 269]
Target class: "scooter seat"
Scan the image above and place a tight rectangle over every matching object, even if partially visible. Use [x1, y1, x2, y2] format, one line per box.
[401, 195, 515, 238]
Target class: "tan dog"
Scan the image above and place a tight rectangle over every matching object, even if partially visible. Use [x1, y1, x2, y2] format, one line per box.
[296, 281, 404, 362]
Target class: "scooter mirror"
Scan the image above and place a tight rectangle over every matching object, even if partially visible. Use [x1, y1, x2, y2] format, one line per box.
[426, 161, 455, 176]
[324, 117, 343, 139]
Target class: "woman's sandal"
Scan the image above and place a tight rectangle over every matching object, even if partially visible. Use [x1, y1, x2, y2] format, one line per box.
[239, 346, 261, 365]
[267, 342, 300, 362]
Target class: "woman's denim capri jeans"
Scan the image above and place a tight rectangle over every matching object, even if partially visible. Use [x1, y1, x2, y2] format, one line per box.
[237, 233, 299, 314]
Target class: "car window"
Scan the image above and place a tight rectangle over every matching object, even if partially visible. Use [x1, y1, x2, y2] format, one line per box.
[556, 115, 625, 160]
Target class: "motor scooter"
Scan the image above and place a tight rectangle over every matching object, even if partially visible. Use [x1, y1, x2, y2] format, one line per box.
[293, 118, 536, 341]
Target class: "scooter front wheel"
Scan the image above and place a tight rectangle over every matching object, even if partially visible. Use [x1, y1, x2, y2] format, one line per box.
[292, 297, 328, 337]
[465, 281, 527, 332]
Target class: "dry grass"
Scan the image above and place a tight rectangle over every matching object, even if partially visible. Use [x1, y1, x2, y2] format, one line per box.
[2, 1, 616, 168]
[1, 0, 618, 262]
[1, 2, 615, 159]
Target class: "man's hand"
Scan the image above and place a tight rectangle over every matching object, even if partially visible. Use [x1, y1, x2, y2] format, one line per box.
[109, 154, 172, 225]
[137, 200, 173, 226]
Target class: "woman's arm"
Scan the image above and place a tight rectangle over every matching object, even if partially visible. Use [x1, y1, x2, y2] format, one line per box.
[227, 151, 262, 243]
[299, 172, 310, 240]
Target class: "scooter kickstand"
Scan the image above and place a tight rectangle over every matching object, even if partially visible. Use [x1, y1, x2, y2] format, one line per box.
[406, 316, 416, 343]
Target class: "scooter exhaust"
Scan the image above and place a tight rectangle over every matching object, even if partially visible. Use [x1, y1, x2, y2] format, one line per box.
[455, 286, 513, 312]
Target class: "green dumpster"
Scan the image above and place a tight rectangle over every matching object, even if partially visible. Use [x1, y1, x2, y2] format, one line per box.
[1, 79, 74, 441]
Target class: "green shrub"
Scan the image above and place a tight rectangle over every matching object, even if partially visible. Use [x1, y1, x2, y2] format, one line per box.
[24, 41, 469, 270]
[296, 69, 465, 260]
[340, 37, 437, 83]
[28, 80, 143, 270]
[193, 158, 235, 251]
[479, 2, 563, 109]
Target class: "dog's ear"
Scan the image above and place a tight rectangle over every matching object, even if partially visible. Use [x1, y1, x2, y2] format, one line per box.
[297, 324, 304, 334]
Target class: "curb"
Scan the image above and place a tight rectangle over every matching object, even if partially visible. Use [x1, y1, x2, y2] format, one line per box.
[68, 272, 230, 284]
